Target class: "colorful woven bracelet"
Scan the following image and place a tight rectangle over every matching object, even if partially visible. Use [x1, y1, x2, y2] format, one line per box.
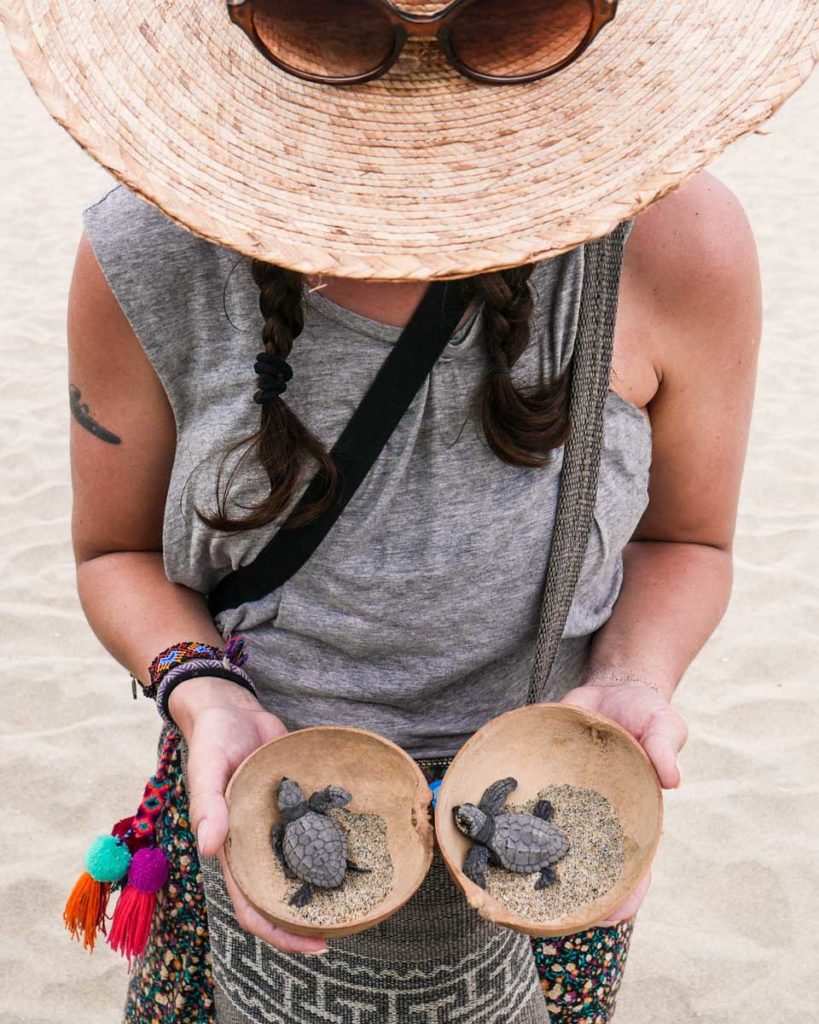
[133, 635, 250, 700]
[136, 641, 225, 699]
[155, 658, 258, 728]
[129, 636, 254, 719]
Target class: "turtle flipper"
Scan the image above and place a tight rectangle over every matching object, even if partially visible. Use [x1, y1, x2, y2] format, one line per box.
[535, 866, 558, 890]
[290, 882, 314, 907]
[308, 786, 352, 814]
[271, 824, 297, 879]
[478, 777, 518, 816]
[463, 844, 490, 889]
[533, 799, 555, 822]
[346, 859, 370, 873]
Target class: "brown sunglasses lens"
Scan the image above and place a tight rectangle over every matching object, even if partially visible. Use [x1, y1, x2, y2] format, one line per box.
[449, 0, 593, 78]
[250, 0, 396, 79]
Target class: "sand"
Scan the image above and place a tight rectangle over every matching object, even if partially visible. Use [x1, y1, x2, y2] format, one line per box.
[484, 786, 624, 920]
[271, 807, 393, 926]
[1, 28, 817, 1024]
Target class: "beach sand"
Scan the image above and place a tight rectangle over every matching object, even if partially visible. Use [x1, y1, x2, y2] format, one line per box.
[1, 31, 817, 1024]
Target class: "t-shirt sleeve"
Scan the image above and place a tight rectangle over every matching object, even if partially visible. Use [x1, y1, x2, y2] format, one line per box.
[80, 183, 220, 423]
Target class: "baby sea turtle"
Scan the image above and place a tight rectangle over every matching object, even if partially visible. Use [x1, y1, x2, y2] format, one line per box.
[453, 777, 570, 890]
[272, 778, 369, 907]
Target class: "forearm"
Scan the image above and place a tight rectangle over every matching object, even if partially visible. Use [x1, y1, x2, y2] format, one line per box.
[76, 550, 224, 682]
[586, 538, 733, 701]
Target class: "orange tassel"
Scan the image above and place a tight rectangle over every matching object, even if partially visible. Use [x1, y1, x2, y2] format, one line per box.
[63, 871, 111, 952]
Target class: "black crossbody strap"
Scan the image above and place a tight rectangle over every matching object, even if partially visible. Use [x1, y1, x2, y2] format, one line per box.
[207, 279, 474, 618]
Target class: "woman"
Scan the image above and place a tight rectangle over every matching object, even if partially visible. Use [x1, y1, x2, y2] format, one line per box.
[69, 166, 754, 1024]
[7, 1, 816, 1021]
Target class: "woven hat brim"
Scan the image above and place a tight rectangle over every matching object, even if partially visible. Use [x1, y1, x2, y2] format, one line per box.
[3, 0, 818, 280]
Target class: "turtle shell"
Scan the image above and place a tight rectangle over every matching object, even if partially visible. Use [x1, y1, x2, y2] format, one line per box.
[283, 811, 347, 888]
[490, 813, 570, 874]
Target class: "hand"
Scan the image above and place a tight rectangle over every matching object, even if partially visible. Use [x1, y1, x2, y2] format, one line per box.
[169, 677, 328, 954]
[560, 676, 687, 788]
[558, 676, 688, 926]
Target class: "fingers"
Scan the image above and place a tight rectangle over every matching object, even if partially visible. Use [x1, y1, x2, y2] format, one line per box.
[187, 740, 232, 859]
[597, 869, 652, 928]
[641, 706, 688, 790]
[218, 851, 328, 955]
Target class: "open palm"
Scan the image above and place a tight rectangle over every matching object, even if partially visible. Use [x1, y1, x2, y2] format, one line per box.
[558, 681, 688, 926]
[182, 690, 328, 954]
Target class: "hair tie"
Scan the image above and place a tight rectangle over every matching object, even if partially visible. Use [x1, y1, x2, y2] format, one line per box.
[254, 352, 294, 405]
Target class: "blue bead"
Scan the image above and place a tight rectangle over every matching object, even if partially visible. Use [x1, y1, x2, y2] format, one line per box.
[429, 779, 442, 810]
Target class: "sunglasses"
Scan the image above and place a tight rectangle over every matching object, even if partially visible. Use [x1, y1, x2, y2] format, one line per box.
[227, 0, 618, 86]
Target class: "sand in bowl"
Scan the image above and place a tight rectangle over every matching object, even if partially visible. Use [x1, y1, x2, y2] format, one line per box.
[485, 784, 624, 920]
[271, 807, 394, 926]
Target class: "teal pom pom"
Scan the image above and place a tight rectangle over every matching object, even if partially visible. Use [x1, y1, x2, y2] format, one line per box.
[85, 834, 132, 883]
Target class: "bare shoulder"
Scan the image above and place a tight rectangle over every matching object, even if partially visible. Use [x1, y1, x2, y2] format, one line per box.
[622, 173, 763, 546]
[616, 171, 761, 405]
[633, 167, 752, 243]
[629, 171, 759, 337]
[632, 169, 755, 284]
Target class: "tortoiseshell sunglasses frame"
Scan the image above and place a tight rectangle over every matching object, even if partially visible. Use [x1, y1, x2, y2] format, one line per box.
[227, 0, 618, 86]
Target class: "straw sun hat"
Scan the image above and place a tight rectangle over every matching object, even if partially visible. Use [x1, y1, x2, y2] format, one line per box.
[3, 1, 818, 280]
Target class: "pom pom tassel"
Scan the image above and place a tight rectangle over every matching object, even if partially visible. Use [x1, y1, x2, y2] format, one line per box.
[64, 833, 132, 951]
[63, 872, 111, 952]
[66, 730, 179, 959]
[107, 847, 170, 966]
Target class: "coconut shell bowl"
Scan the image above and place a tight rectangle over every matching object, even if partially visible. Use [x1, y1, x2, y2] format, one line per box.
[225, 726, 434, 938]
[435, 704, 663, 937]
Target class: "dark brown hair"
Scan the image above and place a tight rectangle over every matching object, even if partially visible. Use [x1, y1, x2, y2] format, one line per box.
[198, 260, 571, 533]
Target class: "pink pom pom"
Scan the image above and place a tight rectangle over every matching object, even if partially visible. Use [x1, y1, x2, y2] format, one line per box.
[127, 847, 169, 894]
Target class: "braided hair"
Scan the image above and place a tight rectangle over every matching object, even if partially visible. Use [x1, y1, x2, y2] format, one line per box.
[471, 264, 571, 467]
[198, 261, 570, 533]
[198, 261, 337, 532]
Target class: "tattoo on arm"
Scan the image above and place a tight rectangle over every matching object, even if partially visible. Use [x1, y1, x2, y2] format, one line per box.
[69, 384, 122, 445]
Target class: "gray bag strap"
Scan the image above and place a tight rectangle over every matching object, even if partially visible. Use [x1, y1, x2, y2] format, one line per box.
[527, 222, 629, 705]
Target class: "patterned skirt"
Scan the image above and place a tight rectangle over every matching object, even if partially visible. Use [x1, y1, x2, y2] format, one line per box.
[124, 738, 634, 1023]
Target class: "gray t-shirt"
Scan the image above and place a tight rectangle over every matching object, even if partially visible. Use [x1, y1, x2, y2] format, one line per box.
[82, 184, 651, 758]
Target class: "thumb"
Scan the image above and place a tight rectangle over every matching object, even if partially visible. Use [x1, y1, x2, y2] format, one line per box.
[642, 729, 682, 790]
[641, 705, 688, 790]
[187, 739, 232, 858]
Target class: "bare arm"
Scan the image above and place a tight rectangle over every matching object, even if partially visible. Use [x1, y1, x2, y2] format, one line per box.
[587, 172, 761, 704]
[68, 232, 224, 674]
[561, 174, 761, 926]
[68, 233, 324, 953]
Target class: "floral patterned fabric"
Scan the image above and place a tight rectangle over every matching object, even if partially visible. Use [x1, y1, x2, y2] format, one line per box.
[532, 924, 634, 1021]
[124, 743, 634, 1023]
[124, 738, 213, 1023]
